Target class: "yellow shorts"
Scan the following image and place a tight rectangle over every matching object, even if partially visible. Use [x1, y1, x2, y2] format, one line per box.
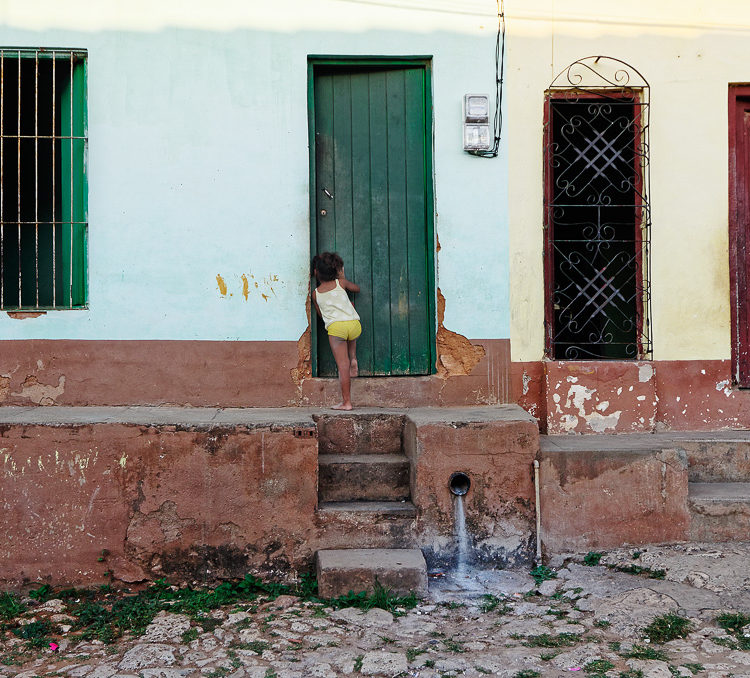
[327, 319, 362, 341]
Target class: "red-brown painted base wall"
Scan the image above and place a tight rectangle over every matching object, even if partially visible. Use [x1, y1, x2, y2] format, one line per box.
[0, 406, 538, 587]
[0, 339, 510, 409]
[512, 359, 750, 433]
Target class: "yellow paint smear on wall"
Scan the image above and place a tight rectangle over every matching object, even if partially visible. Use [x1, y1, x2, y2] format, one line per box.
[241, 274, 249, 301]
[216, 274, 227, 296]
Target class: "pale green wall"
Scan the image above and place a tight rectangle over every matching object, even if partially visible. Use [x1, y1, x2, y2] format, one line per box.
[0, 0, 510, 342]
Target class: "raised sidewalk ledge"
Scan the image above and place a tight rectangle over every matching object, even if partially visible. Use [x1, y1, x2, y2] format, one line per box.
[541, 430, 750, 451]
[0, 404, 536, 427]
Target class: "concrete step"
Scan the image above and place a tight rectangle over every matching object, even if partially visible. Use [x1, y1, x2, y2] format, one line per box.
[315, 413, 405, 456]
[318, 454, 410, 502]
[682, 438, 750, 482]
[689, 482, 750, 541]
[318, 500, 417, 517]
[316, 548, 428, 598]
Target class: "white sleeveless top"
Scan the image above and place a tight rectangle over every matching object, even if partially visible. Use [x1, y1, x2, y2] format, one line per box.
[316, 280, 360, 329]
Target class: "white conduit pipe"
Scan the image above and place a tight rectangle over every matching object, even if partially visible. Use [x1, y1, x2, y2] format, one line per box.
[534, 459, 542, 565]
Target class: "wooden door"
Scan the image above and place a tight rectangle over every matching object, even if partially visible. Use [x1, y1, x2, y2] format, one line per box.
[730, 88, 750, 387]
[309, 61, 434, 377]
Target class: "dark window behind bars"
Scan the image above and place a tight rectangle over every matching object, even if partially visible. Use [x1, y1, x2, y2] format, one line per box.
[0, 48, 87, 310]
[545, 94, 648, 359]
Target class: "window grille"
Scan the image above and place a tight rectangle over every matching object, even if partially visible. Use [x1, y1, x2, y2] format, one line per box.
[544, 56, 651, 360]
[0, 48, 87, 311]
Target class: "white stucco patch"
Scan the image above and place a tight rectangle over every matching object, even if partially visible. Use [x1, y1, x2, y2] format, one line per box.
[559, 414, 579, 432]
[715, 379, 732, 397]
[566, 376, 579, 383]
[585, 410, 622, 433]
[596, 401, 609, 412]
[566, 384, 596, 415]
[638, 363, 654, 382]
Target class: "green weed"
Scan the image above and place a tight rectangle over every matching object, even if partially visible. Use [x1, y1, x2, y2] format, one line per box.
[716, 611, 750, 648]
[583, 551, 604, 566]
[622, 644, 670, 661]
[513, 671, 541, 678]
[28, 584, 52, 602]
[593, 619, 611, 628]
[522, 633, 581, 648]
[181, 627, 200, 643]
[0, 592, 26, 620]
[406, 647, 426, 661]
[12, 620, 53, 648]
[585, 659, 614, 675]
[443, 637, 465, 653]
[681, 663, 704, 675]
[325, 581, 418, 617]
[230, 640, 269, 654]
[353, 654, 364, 672]
[643, 612, 692, 643]
[529, 565, 557, 586]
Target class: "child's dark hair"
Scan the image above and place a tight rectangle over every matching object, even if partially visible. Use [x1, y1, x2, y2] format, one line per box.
[312, 251, 343, 282]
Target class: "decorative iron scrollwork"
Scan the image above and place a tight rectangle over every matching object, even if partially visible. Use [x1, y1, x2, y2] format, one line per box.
[545, 56, 651, 360]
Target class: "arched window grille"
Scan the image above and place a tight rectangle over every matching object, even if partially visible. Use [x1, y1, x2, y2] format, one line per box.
[544, 56, 651, 360]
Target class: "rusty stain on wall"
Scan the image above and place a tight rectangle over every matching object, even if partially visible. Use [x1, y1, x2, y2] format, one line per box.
[12, 374, 66, 405]
[291, 296, 312, 388]
[216, 274, 227, 296]
[6, 311, 45, 320]
[217, 273, 279, 300]
[435, 289, 485, 377]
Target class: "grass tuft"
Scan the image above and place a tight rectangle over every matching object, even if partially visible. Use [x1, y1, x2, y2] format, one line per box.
[643, 612, 692, 644]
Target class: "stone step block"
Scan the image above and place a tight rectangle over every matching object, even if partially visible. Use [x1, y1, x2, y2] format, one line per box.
[682, 438, 750, 482]
[318, 500, 417, 517]
[689, 482, 750, 541]
[316, 548, 427, 598]
[315, 414, 405, 455]
[318, 454, 410, 502]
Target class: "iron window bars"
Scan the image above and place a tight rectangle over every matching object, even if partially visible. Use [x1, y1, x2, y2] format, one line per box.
[543, 56, 652, 360]
[0, 48, 87, 311]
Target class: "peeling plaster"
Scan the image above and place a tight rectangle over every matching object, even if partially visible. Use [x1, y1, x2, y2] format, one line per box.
[11, 375, 65, 405]
[436, 289, 485, 378]
[715, 379, 732, 397]
[638, 363, 654, 382]
[522, 371, 531, 395]
[586, 410, 622, 432]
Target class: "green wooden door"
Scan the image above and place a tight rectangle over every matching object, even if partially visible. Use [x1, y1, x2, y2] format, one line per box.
[310, 61, 434, 377]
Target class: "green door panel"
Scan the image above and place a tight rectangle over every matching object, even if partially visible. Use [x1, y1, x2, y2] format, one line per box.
[310, 62, 434, 377]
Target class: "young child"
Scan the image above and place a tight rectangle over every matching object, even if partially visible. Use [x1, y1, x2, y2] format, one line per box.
[311, 252, 361, 410]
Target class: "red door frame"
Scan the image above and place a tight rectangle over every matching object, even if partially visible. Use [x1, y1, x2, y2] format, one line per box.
[729, 85, 750, 387]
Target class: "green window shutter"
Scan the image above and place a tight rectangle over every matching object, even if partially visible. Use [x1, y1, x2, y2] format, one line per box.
[58, 54, 87, 308]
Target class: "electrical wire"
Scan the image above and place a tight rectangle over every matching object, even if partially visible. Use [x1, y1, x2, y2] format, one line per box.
[469, 0, 505, 158]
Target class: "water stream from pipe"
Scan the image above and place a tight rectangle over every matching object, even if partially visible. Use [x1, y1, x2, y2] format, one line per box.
[454, 494, 469, 578]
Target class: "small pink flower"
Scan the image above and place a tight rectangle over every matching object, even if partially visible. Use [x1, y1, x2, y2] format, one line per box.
[49, 643, 59, 652]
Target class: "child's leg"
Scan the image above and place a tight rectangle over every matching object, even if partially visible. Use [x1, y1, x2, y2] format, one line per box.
[348, 339, 358, 377]
[328, 335, 353, 410]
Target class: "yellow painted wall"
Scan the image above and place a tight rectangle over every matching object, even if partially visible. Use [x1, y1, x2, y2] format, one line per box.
[508, 0, 750, 361]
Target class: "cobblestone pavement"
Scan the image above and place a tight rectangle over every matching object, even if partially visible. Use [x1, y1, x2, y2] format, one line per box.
[2, 543, 750, 678]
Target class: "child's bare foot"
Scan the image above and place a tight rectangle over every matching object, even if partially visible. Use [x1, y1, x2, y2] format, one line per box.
[349, 359, 359, 378]
[331, 402, 353, 410]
